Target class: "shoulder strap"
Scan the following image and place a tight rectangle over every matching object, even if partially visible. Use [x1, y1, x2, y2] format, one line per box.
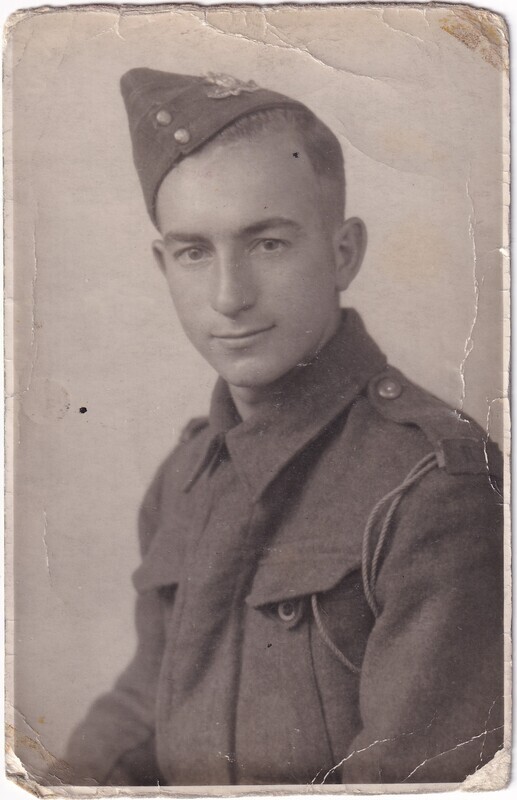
[367, 367, 502, 480]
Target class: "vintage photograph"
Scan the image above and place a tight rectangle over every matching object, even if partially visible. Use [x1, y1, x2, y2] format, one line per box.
[4, 3, 509, 793]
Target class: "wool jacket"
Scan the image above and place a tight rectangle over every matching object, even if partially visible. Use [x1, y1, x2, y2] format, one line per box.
[64, 309, 504, 786]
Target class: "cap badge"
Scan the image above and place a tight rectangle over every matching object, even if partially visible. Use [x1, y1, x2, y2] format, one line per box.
[204, 72, 260, 99]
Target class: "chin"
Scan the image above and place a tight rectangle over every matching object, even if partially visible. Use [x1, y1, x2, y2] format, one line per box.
[216, 361, 287, 391]
[222, 372, 276, 391]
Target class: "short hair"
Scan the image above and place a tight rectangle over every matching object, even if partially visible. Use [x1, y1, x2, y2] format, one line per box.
[211, 106, 346, 225]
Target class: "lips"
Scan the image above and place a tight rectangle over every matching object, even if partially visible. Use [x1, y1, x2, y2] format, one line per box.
[211, 325, 275, 348]
[212, 325, 274, 340]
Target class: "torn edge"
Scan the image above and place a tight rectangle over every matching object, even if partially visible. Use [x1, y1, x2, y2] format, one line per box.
[6, 744, 51, 798]
[2, 3, 510, 61]
[5, 743, 511, 799]
[439, 6, 509, 72]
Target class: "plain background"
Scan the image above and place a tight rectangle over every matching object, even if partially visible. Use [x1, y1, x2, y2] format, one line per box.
[4, 0, 509, 788]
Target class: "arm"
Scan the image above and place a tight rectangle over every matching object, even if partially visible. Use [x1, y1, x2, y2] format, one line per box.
[59, 461, 170, 786]
[340, 468, 504, 784]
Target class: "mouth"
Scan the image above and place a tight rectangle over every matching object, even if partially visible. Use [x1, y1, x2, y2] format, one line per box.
[212, 325, 274, 344]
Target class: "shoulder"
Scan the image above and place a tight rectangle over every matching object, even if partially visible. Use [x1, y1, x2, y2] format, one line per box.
[178, 416, 210, 444]
[355, 367, 503, 615]
[360, 365, 502, 482]
[159, 415, 211, 477]
[339, 363, 502, 576]
[137, 416, 210, 553]
[145, 415, 210, 496]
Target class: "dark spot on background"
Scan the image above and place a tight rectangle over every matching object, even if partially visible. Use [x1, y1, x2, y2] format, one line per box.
[292, 152, 299, 158]
[79, 407, 87, 414]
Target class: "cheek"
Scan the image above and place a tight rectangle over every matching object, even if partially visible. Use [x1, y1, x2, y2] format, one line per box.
[165, 273, 206, 334]
[274, 259, 337, 314]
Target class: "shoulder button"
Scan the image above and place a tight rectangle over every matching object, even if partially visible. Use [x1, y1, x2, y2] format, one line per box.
[376, 376, 402, 400]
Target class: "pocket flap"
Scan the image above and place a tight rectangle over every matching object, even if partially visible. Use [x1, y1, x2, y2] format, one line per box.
[132, 523, 185, 593]
[246, 541, 361, 608]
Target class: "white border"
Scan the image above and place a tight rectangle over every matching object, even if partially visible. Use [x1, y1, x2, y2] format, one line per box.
[1, 1, 513, 798]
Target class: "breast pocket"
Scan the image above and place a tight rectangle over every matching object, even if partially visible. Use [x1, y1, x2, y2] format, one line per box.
[245, 542, 372, 676]
[235, 543, 373, 783]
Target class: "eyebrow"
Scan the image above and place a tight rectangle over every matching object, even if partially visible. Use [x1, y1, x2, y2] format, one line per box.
[242, 217, 302, 236]
[163, 232, 212, 246]
[163, 217, 302, 245]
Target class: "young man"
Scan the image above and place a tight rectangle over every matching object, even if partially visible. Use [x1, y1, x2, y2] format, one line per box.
[62, 69, 504, 786]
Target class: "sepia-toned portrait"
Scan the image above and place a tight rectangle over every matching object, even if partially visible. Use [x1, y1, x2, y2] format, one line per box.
[4, 2, 510, 794]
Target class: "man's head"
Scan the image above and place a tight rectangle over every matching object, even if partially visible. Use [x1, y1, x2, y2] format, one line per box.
[121, 70, 366, 409]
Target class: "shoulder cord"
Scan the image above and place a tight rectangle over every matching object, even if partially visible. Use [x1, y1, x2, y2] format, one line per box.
[362, 451, 439, 617]
[311, 594, 361, 675]
[311, 451, 439, 674]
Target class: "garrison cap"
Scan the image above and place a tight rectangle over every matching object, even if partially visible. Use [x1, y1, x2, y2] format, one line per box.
[120, 68, 311, 225]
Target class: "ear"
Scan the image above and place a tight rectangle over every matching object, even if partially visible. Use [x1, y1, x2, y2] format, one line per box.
[333, 217, 367, 291]
[152, 239, 168, 275]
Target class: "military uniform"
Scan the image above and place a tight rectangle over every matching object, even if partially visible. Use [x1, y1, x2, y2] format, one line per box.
[65, 308, 503, 785]
[62, 70, 504, 786]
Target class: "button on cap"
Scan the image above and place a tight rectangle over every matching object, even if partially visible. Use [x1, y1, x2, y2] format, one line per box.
[174, 127, 190, 144]
[155, 109, 172, 126]
[376, 376, 402, 400]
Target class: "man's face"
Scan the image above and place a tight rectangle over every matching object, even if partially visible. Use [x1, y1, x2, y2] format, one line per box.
[154, 128, 364, 401]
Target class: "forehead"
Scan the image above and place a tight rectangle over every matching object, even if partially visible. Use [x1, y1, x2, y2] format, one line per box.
[155, 128, 324, 231]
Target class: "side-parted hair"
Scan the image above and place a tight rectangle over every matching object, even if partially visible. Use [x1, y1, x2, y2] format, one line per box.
[211, 107, 346, 226]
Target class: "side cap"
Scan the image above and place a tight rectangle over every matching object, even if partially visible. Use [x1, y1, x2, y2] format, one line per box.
[120, 68, 310, 225]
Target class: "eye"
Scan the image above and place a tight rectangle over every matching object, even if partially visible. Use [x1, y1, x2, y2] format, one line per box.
[252, 238, 288, 255]
[175, 246, 211, 266]
[262, 239, 281, 252]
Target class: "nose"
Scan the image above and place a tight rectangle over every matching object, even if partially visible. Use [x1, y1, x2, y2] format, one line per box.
[210, 251, 256, 317]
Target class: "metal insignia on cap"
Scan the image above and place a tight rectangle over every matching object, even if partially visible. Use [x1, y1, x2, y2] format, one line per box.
[156, 109, 172, 126]
[173, 127, 190, 144]
[204, 72, 260, 99]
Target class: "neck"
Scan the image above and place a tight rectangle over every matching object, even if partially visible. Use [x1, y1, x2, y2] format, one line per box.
[229, 310, 343, 421]
[229, 384, 274, 421]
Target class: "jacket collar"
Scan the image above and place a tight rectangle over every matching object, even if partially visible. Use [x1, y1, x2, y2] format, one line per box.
[186, 308, 387, 501]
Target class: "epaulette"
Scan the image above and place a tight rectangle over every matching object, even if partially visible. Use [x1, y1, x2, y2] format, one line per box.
[179, 416, 209, 444]
[367, 366, 502, 480]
